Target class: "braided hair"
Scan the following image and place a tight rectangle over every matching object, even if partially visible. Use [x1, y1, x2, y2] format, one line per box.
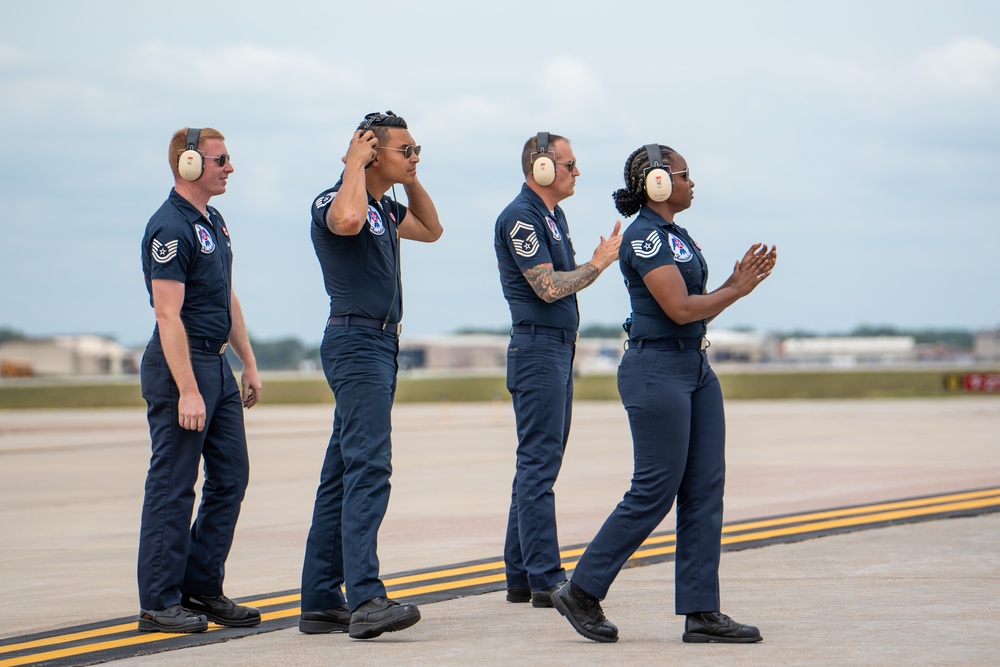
[612, 144, 675, 217]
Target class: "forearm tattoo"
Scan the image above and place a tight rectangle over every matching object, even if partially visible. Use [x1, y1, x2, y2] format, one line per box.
[523, 263, 600, 302]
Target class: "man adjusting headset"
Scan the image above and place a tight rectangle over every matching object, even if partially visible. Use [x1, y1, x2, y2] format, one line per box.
[493, 132, 622, 609]
[300, 110, 442, 640]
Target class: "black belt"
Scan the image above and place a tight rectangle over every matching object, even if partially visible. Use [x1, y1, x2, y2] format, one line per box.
[628, 337, 709, 351]
[511, 324, 578, 342]
[191, 338, 230, 354]
[328, 315, 402, 336]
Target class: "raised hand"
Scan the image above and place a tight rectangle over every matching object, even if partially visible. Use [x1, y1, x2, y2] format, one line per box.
[590, 220, 623, 271]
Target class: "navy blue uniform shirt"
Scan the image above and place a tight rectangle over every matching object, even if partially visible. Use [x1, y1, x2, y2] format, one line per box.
[311, 178, 408, 323]
[494, 184, 579, 331]
[141, 188, 233, 340]
[620, 206, 709, 340]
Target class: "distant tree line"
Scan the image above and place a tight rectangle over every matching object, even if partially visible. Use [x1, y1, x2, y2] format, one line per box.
[0, 324, 981, 372]
[0, 327, 24, 345]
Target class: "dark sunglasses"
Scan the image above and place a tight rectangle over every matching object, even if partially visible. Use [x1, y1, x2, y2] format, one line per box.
[202, 154, 231, 167]
[378, 144, 421, 159]
[555, 160, 576, 172]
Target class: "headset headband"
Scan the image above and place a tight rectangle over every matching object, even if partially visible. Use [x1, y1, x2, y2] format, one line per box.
[644, 143, 663, 170]
[360, 110, 397, 133]
[185, 127, 202, 152]
[536, 131, 550, 155]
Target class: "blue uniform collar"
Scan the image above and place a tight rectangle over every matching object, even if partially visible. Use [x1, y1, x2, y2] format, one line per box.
[638, 205, 679, 231]
[168, 188, 214, 223]
[520, 183, 562, 220]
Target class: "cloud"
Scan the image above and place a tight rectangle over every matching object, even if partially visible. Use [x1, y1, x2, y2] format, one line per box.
[0, 77, 128, 127]
[127, 42, 359, 96]
[916, 37, 1000, 92]
[0, 44, 29, 68]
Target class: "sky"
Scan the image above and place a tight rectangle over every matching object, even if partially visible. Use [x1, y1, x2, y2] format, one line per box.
[1, 0, 998, 346]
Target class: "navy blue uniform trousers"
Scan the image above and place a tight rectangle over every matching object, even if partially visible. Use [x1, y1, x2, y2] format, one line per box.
[571, 346, 725, 614]
[137, 335, 249, 610]
[301, 324, 398, 613]
[504, 331, 575, 592]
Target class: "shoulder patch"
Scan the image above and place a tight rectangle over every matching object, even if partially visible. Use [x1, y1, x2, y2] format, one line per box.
[630, 230, 661, 259]
[667, 232, 693, 262]
[509, 220, 539, 258]
[151, 238, 179, 264]
[315, 192, 335, 209]
[194, 224, 216, 254]
[367, 206, 386, 235]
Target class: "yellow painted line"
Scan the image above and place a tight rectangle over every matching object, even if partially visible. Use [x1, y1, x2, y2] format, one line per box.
[634, 496, 1000, 559]
[3, 490, 997, 667]
[0, 631, 180, 667]
[639, 488, 1000, 547]
[720, 497, 1000, 546]
[0, 623, 138, 655]
[384, 560, 506, 586]
[387, 573, 507, 598]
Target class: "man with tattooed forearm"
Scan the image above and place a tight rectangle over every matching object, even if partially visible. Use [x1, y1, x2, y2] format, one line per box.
[493, 131, 621, 610]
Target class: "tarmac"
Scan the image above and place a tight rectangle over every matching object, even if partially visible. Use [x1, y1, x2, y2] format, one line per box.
[1, 396, 999, 666]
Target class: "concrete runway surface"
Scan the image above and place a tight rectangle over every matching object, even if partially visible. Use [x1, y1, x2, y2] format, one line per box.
[1, 397, 998, 665]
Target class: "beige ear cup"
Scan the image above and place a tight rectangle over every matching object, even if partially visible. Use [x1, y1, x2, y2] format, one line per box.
[533, 155, 555, 186]
[178, 149, 203, 181]
[645, 166, 672, 202]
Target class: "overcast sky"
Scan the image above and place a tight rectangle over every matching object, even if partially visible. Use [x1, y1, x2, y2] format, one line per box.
[2, 1, 998, 346]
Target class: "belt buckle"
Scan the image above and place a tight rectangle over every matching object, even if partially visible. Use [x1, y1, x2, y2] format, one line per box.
[219, 341, 229, 355]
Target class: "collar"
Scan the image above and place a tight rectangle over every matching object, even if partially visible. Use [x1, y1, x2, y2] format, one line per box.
[520, 183, 561, 220]
[639, 205, 679, 231]
[168, 188, 210, 224]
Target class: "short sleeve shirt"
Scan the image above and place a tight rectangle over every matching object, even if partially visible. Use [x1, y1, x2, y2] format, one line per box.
[311, 178, 407, 323]
[494, 184, 579, 331]
[141, 188, 233, 340]
[620, 207, 709, 340]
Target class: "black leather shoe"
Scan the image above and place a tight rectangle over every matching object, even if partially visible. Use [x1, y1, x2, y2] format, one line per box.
[506, 586, 531, 603]
[530, 581, 565, 608]
[299, 605, 350, 634]
[137, 604, 208, 633]
[683, 611, 762, 643]
[348, 596, 421, 639]
[181, 594, 261, 628]
[551, 581, 618, 643]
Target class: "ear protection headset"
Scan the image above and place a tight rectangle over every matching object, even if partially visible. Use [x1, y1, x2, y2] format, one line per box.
[177, 128, 204, 182]
[531, 131, 556, 186]
[359, 111, 397, 168]
[643, 143, 672, 202]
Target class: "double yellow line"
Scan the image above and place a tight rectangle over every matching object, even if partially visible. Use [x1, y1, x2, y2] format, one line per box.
[3, 487, 998, 667]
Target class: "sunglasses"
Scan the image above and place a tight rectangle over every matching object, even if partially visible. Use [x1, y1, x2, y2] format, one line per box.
[555, 160, 576, 172]
[202, 154, 231, 167]
[378, 144, 421, 159]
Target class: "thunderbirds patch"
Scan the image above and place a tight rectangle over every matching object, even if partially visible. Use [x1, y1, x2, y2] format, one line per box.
[368, 207, 386, 235]
[194, 224, 216, 254]
[667, 233, 693, 262]
[545, 216, 562, 241]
